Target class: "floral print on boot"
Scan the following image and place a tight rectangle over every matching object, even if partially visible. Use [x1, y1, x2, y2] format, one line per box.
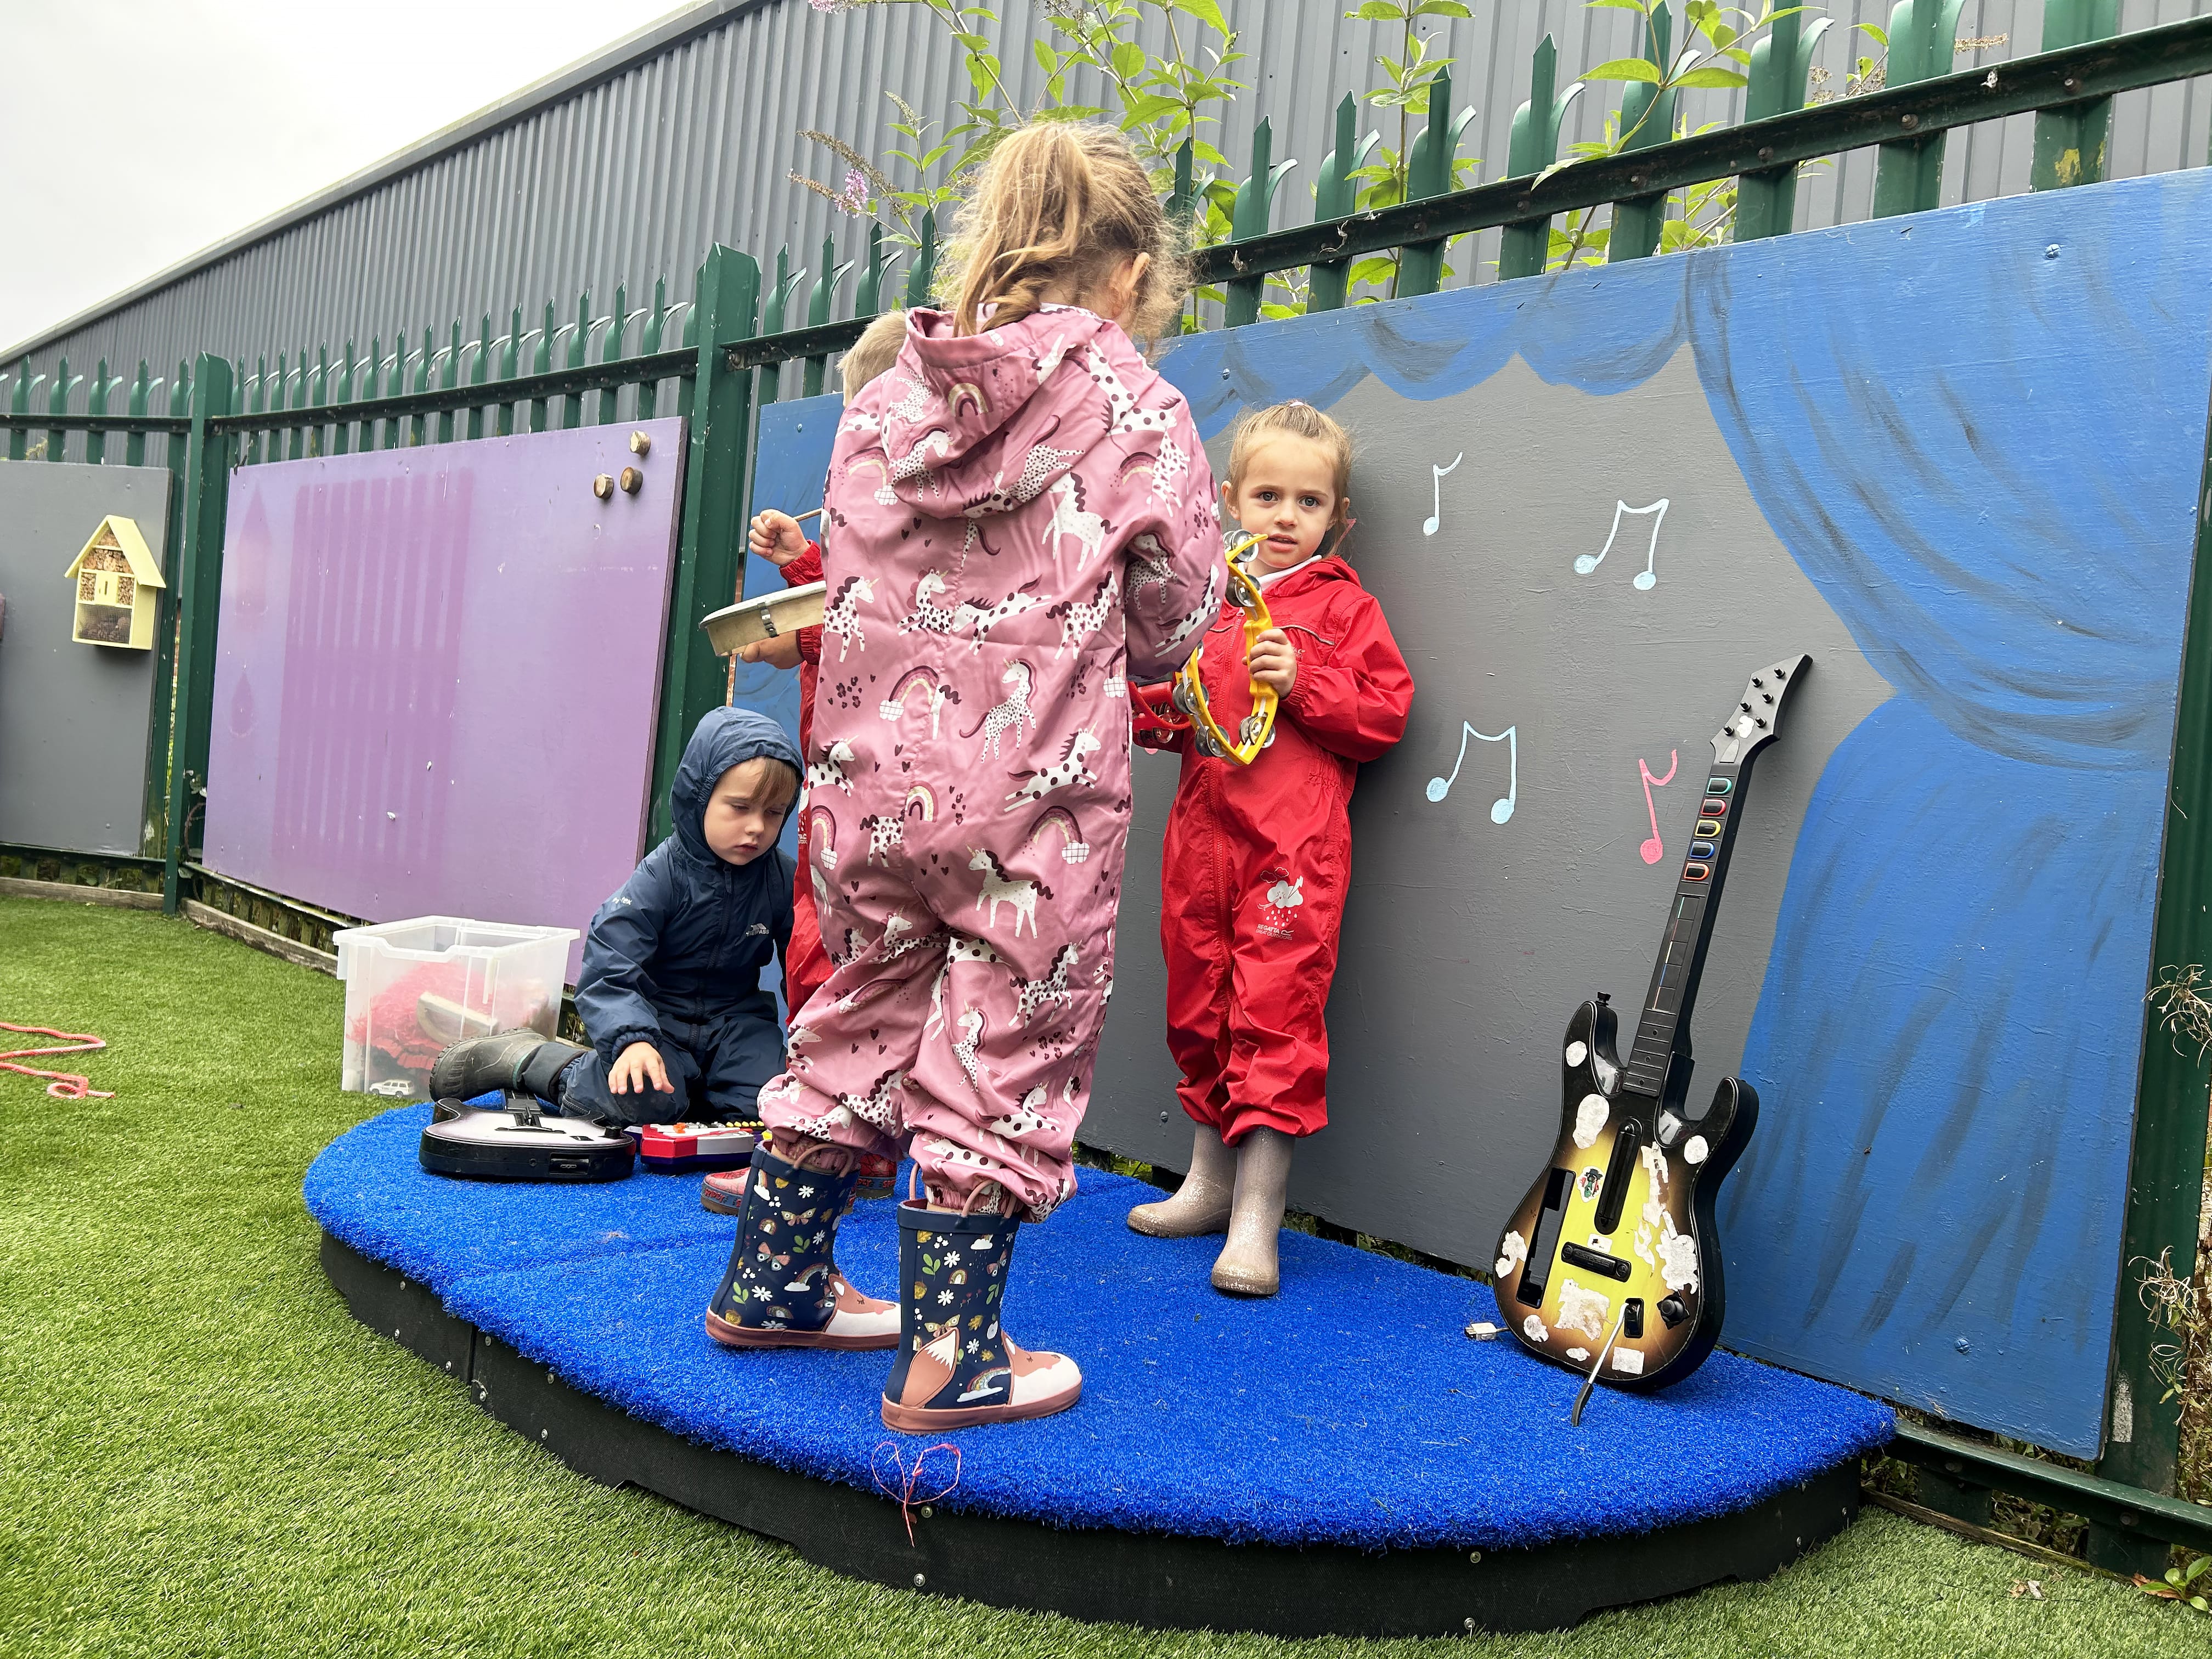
[879, 1200, 1082, 1432]
[704, 1142, 898, 1350]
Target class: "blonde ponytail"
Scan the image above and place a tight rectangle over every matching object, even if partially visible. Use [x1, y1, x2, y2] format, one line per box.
[940, 123, 1189, 344]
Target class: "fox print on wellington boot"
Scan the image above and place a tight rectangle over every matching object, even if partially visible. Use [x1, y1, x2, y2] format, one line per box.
[705, 1142, 898, 1350]
[881, 1201, 1082, 1432]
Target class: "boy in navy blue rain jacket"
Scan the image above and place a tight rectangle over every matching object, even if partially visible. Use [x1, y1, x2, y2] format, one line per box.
[431, 707, 802, 1126]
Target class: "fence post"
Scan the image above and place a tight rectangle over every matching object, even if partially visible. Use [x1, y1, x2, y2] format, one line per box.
[1735, 13, 1832, 242]
[163, 354, 234, 913]
[760, 248, 807, 407]
[2095, 374, 2212, 1576]
[2032, 0, 2120, 190]
[47, 356, 80, 462]
[1308, 93, 1379, 314]
[1609, 5, 1682, 262]
[125, 362, 151, 469]
[803, 235, 857, 396]
[904, 210, 937, 308]
[651, 244, 762, 847]
[1499, 38, 1582, 281]
[600, 285, 628, 425]
[1398, 70, 1475, 297]
[1223, 118, 1297, 326]
[854, 222, 904, 321]
[1871, 0, 1967, 218]
[86, 359, 113, 465]
[7, 357, 32, 460]
[639, 279, 669, 420]
[140, 364, 191, 861]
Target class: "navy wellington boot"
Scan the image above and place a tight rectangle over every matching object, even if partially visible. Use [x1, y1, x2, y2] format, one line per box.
[879, 1200, 1082, 1432]
[705, 1141, 898, 1350]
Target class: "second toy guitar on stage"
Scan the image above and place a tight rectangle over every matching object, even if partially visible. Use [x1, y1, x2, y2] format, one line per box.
[1493, 653, 1811, 1401]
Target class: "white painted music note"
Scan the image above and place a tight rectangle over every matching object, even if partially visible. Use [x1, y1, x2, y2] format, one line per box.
[1427, 721, 1517, 823]
[1573, 498, 1669, 590]
[1423, 453, 1464, 537]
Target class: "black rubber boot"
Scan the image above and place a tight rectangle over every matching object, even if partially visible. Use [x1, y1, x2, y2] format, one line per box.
[704, 1141, 898, 1350]
[428, 1031, 585, 1107]
[879, 1201, 1082, 1432]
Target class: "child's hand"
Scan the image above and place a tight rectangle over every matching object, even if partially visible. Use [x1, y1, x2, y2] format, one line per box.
[748, 510, 809, 567]
[1249, 629, 1298, 697]
[740, 633, 804, 670]
[610, 1041, 674, 1096]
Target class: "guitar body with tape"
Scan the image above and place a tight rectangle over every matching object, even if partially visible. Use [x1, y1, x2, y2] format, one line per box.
[1493, 654, 1810, 1395]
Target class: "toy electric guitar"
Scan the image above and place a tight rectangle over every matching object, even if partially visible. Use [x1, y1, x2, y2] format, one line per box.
[1493, 653, 1812, 1401]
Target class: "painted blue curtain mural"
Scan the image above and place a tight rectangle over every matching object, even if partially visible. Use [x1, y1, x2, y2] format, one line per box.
[1160, 169, 2212, 1454]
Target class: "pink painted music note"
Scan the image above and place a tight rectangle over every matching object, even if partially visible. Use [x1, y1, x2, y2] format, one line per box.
[1638, 750, 1679, 865]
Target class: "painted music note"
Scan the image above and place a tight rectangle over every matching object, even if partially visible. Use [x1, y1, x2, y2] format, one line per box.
[1427, 721, 1517, 823]
[1637, 749, 1679, 865]
[1573, 498, 1669, 590]
[1423, 453, 1464, 537]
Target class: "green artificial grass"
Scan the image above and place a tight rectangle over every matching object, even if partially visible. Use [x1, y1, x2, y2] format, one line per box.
[0, 893, 2204, 1658]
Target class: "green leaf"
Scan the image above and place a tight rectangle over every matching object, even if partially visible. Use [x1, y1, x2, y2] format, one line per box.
[1171, 0, 1232, 34]
[1413, 0, 1474, 15]
[1586, 0, 1649, 9]
[1032, 38, 1057, 75]
[1111, 40, 1145, 80]
[1350, 1, 1403, 19]
[1673, 66, 1746, 88]
[1855, 21, 1887, 47]
[1585, 58, 1662, 82]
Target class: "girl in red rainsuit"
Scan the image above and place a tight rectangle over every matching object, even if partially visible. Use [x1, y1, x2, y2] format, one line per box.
[1130, 401, 1414, 1296]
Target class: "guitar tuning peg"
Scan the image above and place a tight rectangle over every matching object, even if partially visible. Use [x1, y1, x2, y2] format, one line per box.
[1754, 718, 1768, 729]
[1740, 702, 1752, 713]
[1751, 676, 1764, 687]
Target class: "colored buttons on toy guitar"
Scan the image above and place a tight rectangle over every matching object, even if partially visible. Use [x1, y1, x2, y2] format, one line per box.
[1681, 862, 1711, 882]
[1689, 840, 1716, 861]
[1705, 777, 1731, 795]
[1695, 819, 1722, 838]
[1699, 798, 1728, 816]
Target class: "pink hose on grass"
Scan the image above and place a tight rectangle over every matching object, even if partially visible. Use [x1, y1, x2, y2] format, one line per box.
[0, 1022, 115, 1099]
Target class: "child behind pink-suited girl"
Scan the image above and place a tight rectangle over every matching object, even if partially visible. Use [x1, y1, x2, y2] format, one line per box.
[702, 121, 1227, 1433]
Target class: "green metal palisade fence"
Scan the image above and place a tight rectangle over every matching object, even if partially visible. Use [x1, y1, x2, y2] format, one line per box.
[4, 5, 2210, 1567]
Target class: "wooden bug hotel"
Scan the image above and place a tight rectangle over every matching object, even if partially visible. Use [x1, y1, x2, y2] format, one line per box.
[65, 515, 163, 650]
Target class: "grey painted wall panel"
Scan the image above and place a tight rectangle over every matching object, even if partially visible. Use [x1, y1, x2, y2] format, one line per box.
[1084, 351, 1894, 1275]
[0, 460, 172, 856]
[9, 0, 2210, 436]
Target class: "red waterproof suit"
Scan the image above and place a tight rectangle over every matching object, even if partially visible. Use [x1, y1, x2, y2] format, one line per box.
[778, 543, 833, 1015]
[1137, 555, 1414, 1143]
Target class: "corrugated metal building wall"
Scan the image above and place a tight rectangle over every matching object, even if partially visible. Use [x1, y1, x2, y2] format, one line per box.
[10, 0, 2211, 381]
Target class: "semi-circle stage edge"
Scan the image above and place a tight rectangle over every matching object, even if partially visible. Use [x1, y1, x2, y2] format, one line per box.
[308, 1108, 1889, 1638]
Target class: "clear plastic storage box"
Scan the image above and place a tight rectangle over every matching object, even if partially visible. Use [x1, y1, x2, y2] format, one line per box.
[332, 916, 578, 1098]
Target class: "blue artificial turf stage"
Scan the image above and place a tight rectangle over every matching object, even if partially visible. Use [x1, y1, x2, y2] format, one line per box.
[307, 1105, 1892, 1551]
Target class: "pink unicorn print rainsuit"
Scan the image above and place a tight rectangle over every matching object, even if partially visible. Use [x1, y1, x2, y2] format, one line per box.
[756, 304, 1223, 1217]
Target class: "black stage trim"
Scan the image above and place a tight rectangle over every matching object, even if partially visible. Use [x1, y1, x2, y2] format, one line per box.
[321, 1231, 1857, 1637]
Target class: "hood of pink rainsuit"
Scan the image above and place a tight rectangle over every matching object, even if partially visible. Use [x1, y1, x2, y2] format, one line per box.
[868, 305, 1125, 518]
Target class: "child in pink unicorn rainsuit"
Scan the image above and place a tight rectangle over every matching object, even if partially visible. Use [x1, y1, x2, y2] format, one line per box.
[703, 123, 1224, 1433]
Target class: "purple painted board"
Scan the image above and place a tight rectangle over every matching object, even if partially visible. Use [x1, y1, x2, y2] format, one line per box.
[204, 420, 685, 980]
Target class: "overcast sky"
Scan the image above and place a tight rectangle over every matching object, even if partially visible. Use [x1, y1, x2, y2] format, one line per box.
[1, 0, 689, 352]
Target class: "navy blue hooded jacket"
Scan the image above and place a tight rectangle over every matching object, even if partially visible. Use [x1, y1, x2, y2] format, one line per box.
[576, 707, 802, 1064]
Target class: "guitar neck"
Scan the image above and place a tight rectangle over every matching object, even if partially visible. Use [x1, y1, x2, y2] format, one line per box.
[1621, 759, 1752, 1099]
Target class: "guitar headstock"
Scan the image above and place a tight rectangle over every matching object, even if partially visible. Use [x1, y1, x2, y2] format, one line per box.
[1710, 653, 1810, 766]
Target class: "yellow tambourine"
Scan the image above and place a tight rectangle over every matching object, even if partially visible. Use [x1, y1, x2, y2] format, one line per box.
[1170, 534, 1276, 766]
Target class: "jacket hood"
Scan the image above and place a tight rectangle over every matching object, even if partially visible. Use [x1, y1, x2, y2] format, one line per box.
[869, 306, 1122, 518]
[1244, 552, 1365, 602]
[672, 707, 802, 861]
